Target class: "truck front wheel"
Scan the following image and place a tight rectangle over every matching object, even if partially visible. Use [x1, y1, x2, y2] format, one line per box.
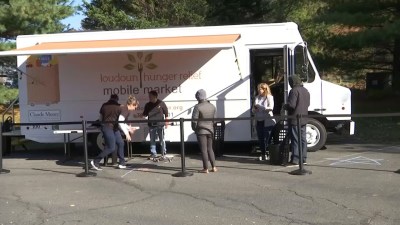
[306, 118, 327, 152]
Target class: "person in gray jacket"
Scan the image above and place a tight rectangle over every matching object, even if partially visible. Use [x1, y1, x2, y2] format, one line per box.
[283, 74, 310, 165]
[191, 89, 217, 173]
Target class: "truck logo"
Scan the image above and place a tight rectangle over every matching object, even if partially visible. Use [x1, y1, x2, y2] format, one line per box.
[123, 52, 157, 88]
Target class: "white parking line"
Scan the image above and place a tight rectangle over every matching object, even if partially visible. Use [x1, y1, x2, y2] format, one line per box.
[314, 152, 364, 164]
[328, 156, 384, 166]
[271, 165, 297, 171]
[313, 144, 400, 164]
[271, 145, 400, 171]
[121, 160, 152, 178]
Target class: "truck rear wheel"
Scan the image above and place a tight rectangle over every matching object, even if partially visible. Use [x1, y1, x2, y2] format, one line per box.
[88, 132, 104, 155]
[306, 118, 327, 152]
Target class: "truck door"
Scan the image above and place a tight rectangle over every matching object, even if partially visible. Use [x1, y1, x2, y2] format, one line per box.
[283, 44, 310, 100]
[250, 44, 322, 147]
[284, 43, 328, 152]
[250, 49, 285, 139]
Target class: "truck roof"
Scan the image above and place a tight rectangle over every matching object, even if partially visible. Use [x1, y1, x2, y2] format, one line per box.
[0, 22, 303, 56]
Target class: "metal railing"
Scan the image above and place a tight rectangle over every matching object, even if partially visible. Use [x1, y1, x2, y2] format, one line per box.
[1, 97, 19, 125]
[1, 112, 399, 176]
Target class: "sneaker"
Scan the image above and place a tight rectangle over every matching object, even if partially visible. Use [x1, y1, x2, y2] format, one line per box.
[117, 164, 127, 169]
[90, 160, 103, 171]
[198, 169, 209, 173]
[147, 154, 157, 160]
[285, 162, 299, 167]
[258, 155, 268, 161]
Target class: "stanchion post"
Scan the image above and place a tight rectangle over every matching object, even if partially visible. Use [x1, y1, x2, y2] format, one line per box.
[0, 122, 10, 174]
[77, 120, 96, 177]
[289, 114, 311, 175]
[298, 114, 304, 170]
[172, 118, 193, 177]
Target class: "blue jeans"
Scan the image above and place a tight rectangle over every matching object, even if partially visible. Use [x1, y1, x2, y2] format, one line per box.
[289, 124, 307, 164]
[256, 121, 274, 157]
[149, 126, 166, 156]
[94, 126, 125, 166]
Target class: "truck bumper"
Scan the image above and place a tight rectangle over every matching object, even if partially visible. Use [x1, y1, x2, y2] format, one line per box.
[329, 120, 355, 135]
[348, 120, 355, 135]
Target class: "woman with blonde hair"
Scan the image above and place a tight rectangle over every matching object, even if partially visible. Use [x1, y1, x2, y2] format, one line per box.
[252, 83, 276, 161]
[119, 95, 139, 142]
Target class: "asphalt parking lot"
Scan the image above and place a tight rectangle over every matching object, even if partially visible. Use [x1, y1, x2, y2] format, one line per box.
[1, 136, 399, 225]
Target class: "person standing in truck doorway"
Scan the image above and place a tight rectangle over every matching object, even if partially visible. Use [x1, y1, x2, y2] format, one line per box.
[283, 74, 310, 165]
[252, 83, 276, 161]
[191, 89, 217, 173]
[142, 91, 169, 159]
[91, 94, 126, 171]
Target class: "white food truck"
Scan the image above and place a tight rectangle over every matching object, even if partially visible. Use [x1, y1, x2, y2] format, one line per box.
[0, 22, 354, 152]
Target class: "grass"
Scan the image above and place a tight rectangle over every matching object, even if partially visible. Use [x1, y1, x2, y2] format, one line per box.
[351, 89, 400, 144]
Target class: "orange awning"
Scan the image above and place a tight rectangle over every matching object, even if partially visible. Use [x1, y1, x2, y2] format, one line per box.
[0, 34, 241, 56]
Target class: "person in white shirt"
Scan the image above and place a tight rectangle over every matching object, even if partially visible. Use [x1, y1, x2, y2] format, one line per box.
[119, 95, 139, 142]
[252, 83, 276, 161]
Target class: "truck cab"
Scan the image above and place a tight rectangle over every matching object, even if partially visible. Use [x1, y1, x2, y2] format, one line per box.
[250, 44, 353, 151]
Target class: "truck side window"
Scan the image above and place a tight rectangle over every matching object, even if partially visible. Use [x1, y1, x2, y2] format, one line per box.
[294, 46, 315, 83]
[306, 63, 316, 83]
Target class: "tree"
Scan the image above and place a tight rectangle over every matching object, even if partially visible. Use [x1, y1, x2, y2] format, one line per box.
[0, 0, 75, 66]
[81, 0, 138, 30]
[266, 1, 330, 69]
[81, 0, 209, 31]
[0, 0, 75, 39]
[206, 0, 272, 25]
[314, 1, 400, 92]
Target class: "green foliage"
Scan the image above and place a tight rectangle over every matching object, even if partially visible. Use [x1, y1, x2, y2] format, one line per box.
[0, 0, 75, 39]
[81, 0, 137, 30]
[81, 0, 209, 30]
[0, 41, 16, 67]
[0, 0, 75, 67]
[319, 1, 398, 28]
[206, 0, 272, 25]
[0, 85, 18, 104]
[313, 0, 400, 86]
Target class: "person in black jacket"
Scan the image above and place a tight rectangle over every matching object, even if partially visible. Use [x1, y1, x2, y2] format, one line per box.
[142, 91, 169, 159]
[283, 74, 310, 165]
[91, 94, 126, 170]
